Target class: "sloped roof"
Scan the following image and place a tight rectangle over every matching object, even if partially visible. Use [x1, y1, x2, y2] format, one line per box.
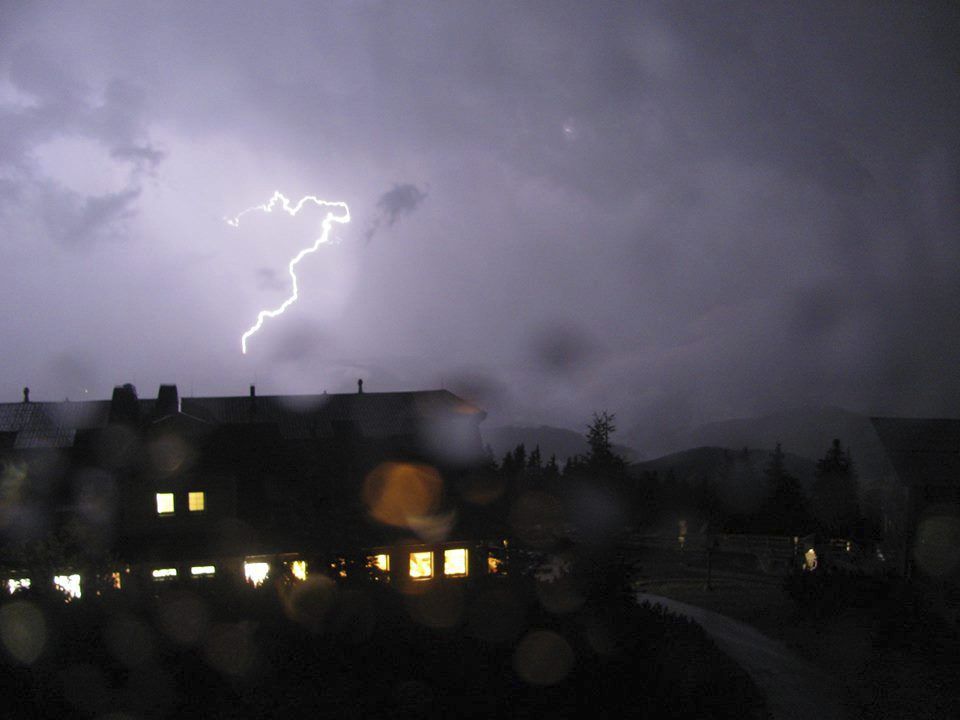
[871, 417, 960, 487]
[0, 389, 484, 447]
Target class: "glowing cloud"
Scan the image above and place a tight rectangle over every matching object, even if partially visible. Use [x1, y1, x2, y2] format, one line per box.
[226, 191, 351, 354]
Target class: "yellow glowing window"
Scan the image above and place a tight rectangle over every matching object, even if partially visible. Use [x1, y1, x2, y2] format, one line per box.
[487, 555, 505, 575]
[366, 554, 390, 572]
[444, 548, 468, 577]
[156, 493, 175, 515]
[409, 551, 433, 579]
[53, 574, 82, 599]
[152, 568, 177, 579]
[191, 565, 215, 576]
[289, 560, 307, 581]
[244, 561, 270, 587]
[188, 491, 205, 512]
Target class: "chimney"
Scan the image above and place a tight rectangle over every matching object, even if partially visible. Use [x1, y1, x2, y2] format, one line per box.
[157, 384, 181, 416]
[250, 384, 256, 398]
[109, 383, 140, 425]
[22, 387, 29, 403]
[357, 378, 363, 395]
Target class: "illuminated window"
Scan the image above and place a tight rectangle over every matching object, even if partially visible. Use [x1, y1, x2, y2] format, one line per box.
[191, 565, 215, 576]
[804, 548, 818, 571]
[188, 491, 205, 512]
[53, 574, 82, 599]
[152, 568, 178, 580]
[6, 578, 31, 594]
[110, 572, 122, 589]
[156, 493, 175, 515]
[487, 555, 505, 575]
[444, 548, 468, 577]
[289, 560, 307, 581]
[409, 551, 433, 579]
[366, 554, 390, 572]
[244, 561, 270, 587]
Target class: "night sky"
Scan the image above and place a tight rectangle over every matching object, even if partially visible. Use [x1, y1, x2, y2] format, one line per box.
[1, 2, 958, 447]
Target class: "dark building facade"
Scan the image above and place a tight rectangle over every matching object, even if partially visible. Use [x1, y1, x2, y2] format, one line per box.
[0, 383, 498, 596]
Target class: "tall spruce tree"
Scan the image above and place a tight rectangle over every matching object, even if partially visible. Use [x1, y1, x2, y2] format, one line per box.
[810, 438, 859, 536]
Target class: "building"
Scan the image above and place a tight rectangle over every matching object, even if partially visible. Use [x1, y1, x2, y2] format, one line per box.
[872, 417, 960, 624]
[0, 382, 504, 597]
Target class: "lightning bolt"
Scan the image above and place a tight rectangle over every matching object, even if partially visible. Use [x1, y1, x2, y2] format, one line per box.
[226, 191, 351, 354]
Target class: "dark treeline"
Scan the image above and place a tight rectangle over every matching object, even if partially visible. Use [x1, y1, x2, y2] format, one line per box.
[484, 412, 870, 542]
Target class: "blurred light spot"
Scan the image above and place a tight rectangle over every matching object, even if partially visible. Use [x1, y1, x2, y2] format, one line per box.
[54, 573, 82, 600]
[290, 559, 308, 580]
[75, 469, 117, 525]
[62, 663, 110, 716]
[458, 472, 505, 506]
[406, 584, 463, 629]
[466, 588, 524, 644]
[204, 622, 257, 677]
[159, 592, 208, 645]
[513, 630, 575, 686]
[536, 567, 585, 615]
[282, 575, 339, 633]
[913, 512, 960, 577]
[104, 614, 155, 667]
[407, 509, 456, 543]
[363, 462, 443, 529]
[419, 416, 484, 465]
[0, 601, 46, 664]
[529, 321, 595, 374]
[152, 568, 177, 580]
[443, 548, 468, 577]
[409, 551, 434, 580]
[393, 679, 435, 715]
[149, 435, 192, 476]
[244, 561, 270, 586]
[804, 548, 818, 571]
[509, 491, 565, 549]
[110, 571, 122, 589]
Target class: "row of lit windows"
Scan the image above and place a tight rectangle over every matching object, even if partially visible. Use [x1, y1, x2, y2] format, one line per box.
[156, 491, 205, 515]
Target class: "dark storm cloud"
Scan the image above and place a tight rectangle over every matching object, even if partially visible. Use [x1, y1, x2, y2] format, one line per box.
[365, 183, 427, 242]
[1, 1, 958, 452]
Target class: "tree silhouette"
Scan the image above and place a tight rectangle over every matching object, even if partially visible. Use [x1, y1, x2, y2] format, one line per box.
[760, 442, 809, 533]
[585, 411, 625, 475]
[810, 438, 859, 536]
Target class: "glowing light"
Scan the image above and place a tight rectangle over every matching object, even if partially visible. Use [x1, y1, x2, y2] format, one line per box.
[226, 191, 351, 354]
[152, 568, 177, 579]
[53, 574, 81, 599]
[6, 578, 30, 594]
[156, 493, 174, 515]
[188, 491, 205, 512]
[487, 555, 505, 575]
[244, 561, 270, 587]
[804, 548, 818, 571]
[409, 551, 433, 579]
[444, 548, 468, 577]
[366, 554, 390, 572]
[110, 572, 122, 589]
[191, 565, 215, 576]
[289, 560, 307, 581]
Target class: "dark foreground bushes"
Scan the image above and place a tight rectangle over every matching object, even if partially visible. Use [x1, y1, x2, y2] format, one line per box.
[1, 560, 769, 719]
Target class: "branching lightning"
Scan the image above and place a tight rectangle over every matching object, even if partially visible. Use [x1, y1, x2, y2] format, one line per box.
[226, 191, 350, 354]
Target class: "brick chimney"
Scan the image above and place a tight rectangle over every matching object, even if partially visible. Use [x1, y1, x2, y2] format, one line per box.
[109, 383, 140, 425]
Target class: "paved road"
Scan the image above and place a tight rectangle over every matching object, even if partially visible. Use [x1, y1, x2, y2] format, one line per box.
[636, 592, 846, 720]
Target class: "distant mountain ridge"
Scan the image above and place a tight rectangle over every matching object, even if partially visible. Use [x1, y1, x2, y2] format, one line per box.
[482, 424, 641, 464]
[628, 405, 887, 478]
